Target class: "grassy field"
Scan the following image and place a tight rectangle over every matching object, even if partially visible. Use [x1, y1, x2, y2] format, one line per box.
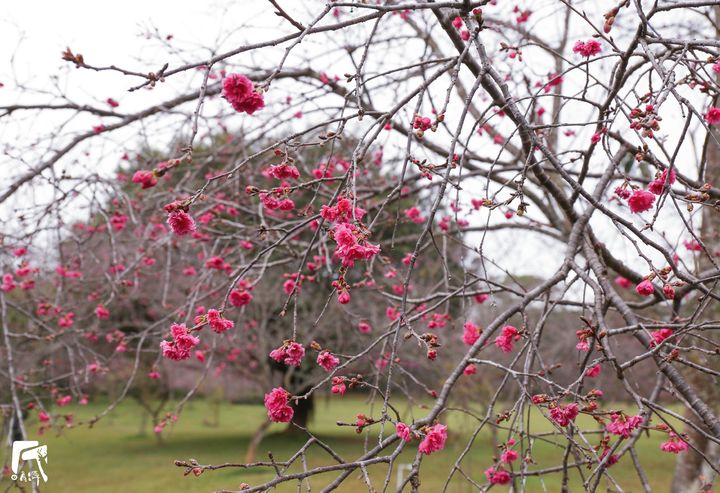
[2, 397, 679, 492]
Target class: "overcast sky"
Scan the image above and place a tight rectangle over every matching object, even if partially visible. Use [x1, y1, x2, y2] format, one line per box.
[0, 0, 273, 107]
[0, 1, 708, 283]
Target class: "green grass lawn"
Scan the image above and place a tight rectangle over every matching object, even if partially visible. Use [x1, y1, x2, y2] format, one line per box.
[2, 397, 679, 492]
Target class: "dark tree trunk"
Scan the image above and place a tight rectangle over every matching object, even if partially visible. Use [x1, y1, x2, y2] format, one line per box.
[671, 369, 716, 492]
[288, 388, 314, 431]
[12, 411, 24, 442]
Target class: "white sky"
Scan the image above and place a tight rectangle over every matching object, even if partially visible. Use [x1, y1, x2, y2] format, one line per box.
[1, 0, 272, 110]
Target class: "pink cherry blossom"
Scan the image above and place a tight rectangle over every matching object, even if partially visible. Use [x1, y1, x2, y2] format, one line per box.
[635, 280, 655, 297]
[160, 323, 200, 360]
[331, 377, 346, 395]
[549, 403, 579, 427]
[0, 274, 16, 292]
[600, 447, 619, 466]
[418, 423, 447, 455]
[207, 309, 234, 333]
[705, 107, 720, 125]
[501, 449, 519, 463]
[650, 328, 673, 347]
[663, 284, 675, 299]
[317, 351, 340, 372]
[660, 433, 688, 454]
[264, 387, 294, 423]
[485, 467, 511, 485]
[56, 395, 72, 406]
[585, 364, 601, 378]
[615, 276, 632, 288]
[132, 170, 157, 189]
[222, 73, 265, 114]
[337, 290, 351, 304]
[474, 293, 489, 304]
[332, 223, 380, 268]
[94, 304, 110, 319]
[627, 190, 655, 213]
[270, 342, 305, 367]
[495, 325, 520, 352]
[404, 207, 425, 224]
[462, 321, 480, 346]
[396, 422, 412, 442]
[413, 116, 432, 131]
[606, 413, 643, 438]
[320, 197, 365, 224]
[266, 163, 300, 180]
[572, 39, 602, 57]
[167, 211, 196, 236]
[648, 169, 676, 195]
[229, 288, 253, 307]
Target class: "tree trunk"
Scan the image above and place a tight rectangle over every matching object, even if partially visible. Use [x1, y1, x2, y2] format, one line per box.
[138, 411, 148, 436]
[153, 417, 165, 446]
[245, 419, 272, 463]
[671, 368, 717, 492]
[671, 7, 720, 491]
[288, 391, 314, 431]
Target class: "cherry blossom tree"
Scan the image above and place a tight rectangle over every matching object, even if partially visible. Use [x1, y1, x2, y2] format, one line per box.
[3, 1, 720, 492]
